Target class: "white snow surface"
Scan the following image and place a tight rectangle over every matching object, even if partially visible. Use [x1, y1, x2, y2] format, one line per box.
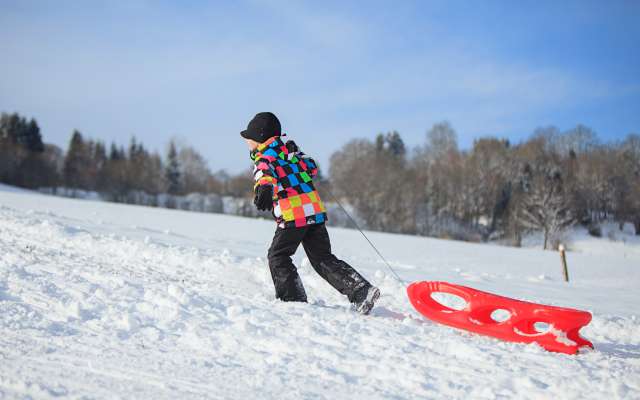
[1, 187, 639, 399]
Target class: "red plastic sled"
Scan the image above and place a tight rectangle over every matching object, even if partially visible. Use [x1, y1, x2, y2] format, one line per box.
[407, 281, 593, 355]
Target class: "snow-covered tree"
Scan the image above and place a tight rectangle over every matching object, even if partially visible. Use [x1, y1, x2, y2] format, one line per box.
[517, 164, 574, 249]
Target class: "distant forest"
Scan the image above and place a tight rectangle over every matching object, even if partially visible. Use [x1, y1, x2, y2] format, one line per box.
[2, 111, 639, 248]
[0, 111, 255, 204]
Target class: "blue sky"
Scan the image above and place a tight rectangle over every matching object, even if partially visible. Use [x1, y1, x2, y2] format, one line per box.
[1, 0, 639, 173]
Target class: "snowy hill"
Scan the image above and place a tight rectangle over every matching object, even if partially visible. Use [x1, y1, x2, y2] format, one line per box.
[1, 186, 639, 399]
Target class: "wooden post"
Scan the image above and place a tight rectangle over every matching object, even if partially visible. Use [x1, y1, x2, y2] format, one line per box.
[559, 244, 569, 282]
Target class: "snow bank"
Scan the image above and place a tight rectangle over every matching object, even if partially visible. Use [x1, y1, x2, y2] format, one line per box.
[0, 189, 639, 399]
[0, 183, 33, 194]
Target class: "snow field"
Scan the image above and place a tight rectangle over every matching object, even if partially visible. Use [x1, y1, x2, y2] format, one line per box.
[1, 189, 639, 399]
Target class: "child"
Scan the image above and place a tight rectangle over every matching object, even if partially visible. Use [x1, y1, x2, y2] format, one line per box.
[241, 112, 380, 314]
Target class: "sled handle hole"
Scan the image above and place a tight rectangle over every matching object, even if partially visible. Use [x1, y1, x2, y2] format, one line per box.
[490, 309, 512, 323]
[467, 307, 513, 325]
[430, 292, 467, 312]
[534, 322, 551, 334]
[513, 320, 553, 337]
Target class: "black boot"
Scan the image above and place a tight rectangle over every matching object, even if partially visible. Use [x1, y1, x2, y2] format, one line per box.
[353, 286, 381, 315]
[269, 264, 308, 302]
[313, 257, 371, 303]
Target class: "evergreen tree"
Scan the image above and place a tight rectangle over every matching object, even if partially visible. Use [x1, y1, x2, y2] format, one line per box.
[0, 113, 44, 152]
[109, 143, 125, 160]
[165, 140, 181, 195]
[1, 112, 53, 187]
[386, 131, 406, 157]
[375, 131, 406, 158]
[0, 113, 21, 143]
[63, 130, 88, 189]
[24, 118, 44, 152]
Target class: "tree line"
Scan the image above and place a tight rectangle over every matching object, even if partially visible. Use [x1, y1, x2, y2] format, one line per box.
[1, 112, 253, 205]
[2, 111, 639, 246]
[329, 123, 640, 247]
[0, 112, 59, 188]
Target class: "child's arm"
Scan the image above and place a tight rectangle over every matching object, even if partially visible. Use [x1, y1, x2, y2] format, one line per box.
[286, 140, 319, 178]
[252, 155, 277, 211]
[253, 156, 277, 191]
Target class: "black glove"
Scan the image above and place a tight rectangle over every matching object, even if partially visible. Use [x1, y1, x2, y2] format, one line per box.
[254, 185, 274, 211]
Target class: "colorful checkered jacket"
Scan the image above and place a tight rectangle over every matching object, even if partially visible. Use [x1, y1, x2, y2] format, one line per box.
[250, 136, 327, 229]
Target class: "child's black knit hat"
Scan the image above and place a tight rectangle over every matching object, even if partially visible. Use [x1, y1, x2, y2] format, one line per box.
[240, 112, 281, 143]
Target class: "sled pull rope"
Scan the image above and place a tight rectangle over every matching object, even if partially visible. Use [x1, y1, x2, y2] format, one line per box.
[322, 185, 406, 286]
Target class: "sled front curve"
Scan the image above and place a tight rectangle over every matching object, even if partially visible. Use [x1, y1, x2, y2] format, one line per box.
[407, 281, 594, 355]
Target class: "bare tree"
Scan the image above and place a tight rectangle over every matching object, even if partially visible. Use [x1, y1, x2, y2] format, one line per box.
[465, 138, 511, 234]
[178, 146, 212, 194]
[330, 135, 419, 233]
[517, 164, 574, 249]
[424, 121, 458, 162]
[617, 134, 640, 234]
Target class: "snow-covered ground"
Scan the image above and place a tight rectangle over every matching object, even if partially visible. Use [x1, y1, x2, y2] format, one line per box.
[1, 186, 639, 399]
[521, 222, 640, 258]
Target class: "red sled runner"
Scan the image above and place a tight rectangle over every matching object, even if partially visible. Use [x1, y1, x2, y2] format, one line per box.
[407, 281, 594, 355]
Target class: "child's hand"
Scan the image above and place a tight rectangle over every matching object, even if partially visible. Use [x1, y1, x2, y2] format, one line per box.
[254, 185, 274, 211]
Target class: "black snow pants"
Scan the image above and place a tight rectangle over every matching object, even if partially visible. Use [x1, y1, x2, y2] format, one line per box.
[267, 223, 371, 303]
